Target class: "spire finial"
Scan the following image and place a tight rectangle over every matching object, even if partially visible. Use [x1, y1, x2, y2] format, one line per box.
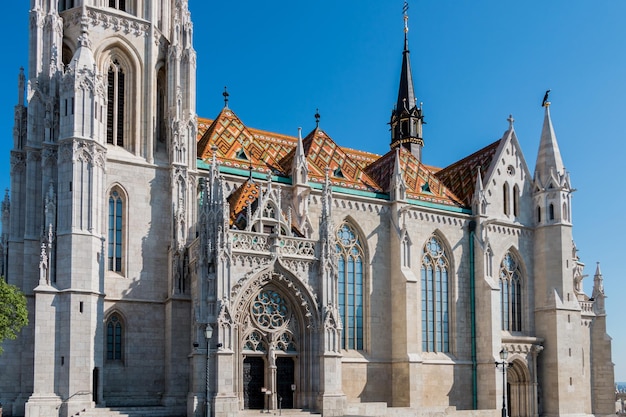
[315, 108, 321, 128]
[223, 86, 230, 108]
[507, 114, 515, 129]
[403, 1, 409, 34]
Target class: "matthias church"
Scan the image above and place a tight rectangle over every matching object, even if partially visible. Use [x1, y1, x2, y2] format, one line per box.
[0, 1, 615, 417]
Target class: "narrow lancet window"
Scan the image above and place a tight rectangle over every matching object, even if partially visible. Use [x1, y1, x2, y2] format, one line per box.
[336, 223, 364, 350]
[421, 235, 449, 352]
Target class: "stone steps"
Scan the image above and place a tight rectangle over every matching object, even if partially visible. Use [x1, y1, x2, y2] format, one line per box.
[73, 406, 183, 417]
[238, 409, 320, 417]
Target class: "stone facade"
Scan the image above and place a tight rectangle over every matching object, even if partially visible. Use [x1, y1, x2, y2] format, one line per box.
[0, 2, 615, 417]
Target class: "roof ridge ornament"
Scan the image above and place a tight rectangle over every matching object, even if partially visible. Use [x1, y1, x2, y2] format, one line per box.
[315, 108, 321, 128]
[223, 86, 229, 109]
[507, 114, 515, 129]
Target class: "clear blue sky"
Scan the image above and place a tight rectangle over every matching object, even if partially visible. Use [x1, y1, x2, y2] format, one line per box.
[0, 1, 623, 381]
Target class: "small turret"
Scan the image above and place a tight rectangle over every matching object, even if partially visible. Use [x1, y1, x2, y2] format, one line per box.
[592, 262, 606, 314]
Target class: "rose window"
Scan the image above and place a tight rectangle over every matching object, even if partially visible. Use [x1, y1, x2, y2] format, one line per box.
[251, 290, 290, 330]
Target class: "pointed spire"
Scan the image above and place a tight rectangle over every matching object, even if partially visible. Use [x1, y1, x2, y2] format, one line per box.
[593, 262, 606, 314]
[292, 127, 308, 185]
[472, 168, 487, 215]
[390, 148, 406, 201]
[68, 11, 95, 71]
[390, 1, 424, 161]
[396, 6, 416, 114]
[534, 102, 565, 184]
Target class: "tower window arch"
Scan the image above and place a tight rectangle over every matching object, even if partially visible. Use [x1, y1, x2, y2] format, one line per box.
[421, 235, 449, 352]
[107, 60, 125, 147]
[549, 203, 555, 221]
[336, 223, 364, 350]
[500, 252, 523, 332]
[108, 188, 126, 273]
[106, 313, 124, 361]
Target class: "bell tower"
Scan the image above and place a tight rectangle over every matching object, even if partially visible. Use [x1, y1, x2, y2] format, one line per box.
[5, 1, 198, 416]
[389, 7, 424, 161]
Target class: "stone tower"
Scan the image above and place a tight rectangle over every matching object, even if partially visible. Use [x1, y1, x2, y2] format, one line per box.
[532, 102, 588, 417]
[4, 1, 197, 416]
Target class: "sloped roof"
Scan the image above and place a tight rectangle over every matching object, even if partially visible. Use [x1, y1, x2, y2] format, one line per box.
[226, 178, 261, 225]
[197, 108, 292, 175]
[435, 139, 501, 206]
[366, 147, 465, 207]
[197, 107, 498, 209]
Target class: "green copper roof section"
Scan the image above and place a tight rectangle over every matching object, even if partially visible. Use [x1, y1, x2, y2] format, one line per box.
[197, 160, 471, 214]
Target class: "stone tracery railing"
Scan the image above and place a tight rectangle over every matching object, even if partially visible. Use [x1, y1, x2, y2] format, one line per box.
[230, 231, 316, 258]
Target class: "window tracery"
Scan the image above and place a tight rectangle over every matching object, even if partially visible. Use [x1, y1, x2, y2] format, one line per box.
[106, 313, 123, 360]
[251, 290, 289, 330]
[421, 235, 449, 352]
[500, 251, 522, 331]
[336, 223, 364, 350]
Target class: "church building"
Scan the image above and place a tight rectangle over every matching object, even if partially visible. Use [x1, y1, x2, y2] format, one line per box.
[0, 1, 615, 417]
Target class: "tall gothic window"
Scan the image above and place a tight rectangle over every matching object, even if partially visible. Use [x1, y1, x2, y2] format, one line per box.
[336, 223, 364, 350]
[500, 252, 522, 331]
[106, 313, 123, 360]
[503, 183, 510, 215]
[421, 235, 449, 352]
[108, 190, 124, 272]
[513, 184, 520, 217]
[107, 60, 125, 146]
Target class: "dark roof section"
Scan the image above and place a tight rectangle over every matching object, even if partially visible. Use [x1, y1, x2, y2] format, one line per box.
[435, 139, 501, 206]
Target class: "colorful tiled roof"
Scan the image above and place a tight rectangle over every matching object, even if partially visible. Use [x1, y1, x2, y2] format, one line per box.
[197, 106, 497, 209]
[435, 139, 501, 206]
[366, 147, 464, 207]
[197, 108, 292, 175]
[226, 178, 261, 226]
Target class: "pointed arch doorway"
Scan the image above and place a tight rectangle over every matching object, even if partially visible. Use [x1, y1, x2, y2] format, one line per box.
[507, 359, 534, 417]
[240, 286, 301, 411]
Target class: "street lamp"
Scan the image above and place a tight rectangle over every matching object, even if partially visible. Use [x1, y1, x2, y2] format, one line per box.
[495, 348, 509, 417]
[205, 324, 214, 417]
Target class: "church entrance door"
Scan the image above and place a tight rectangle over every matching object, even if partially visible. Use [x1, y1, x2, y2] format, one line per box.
[276, 357, 295, 408]
[243, 356, 265, 409]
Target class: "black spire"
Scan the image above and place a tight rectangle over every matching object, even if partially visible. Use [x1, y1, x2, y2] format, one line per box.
[390, 2, 424, 161]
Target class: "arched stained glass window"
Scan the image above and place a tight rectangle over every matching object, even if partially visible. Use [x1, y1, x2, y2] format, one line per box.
[108, 190, 123, 272]
[421, 235, 449, 352]
[500, 252, 522, 331]
[106, 313, 123, 360]
[336, 223, 364, 350]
